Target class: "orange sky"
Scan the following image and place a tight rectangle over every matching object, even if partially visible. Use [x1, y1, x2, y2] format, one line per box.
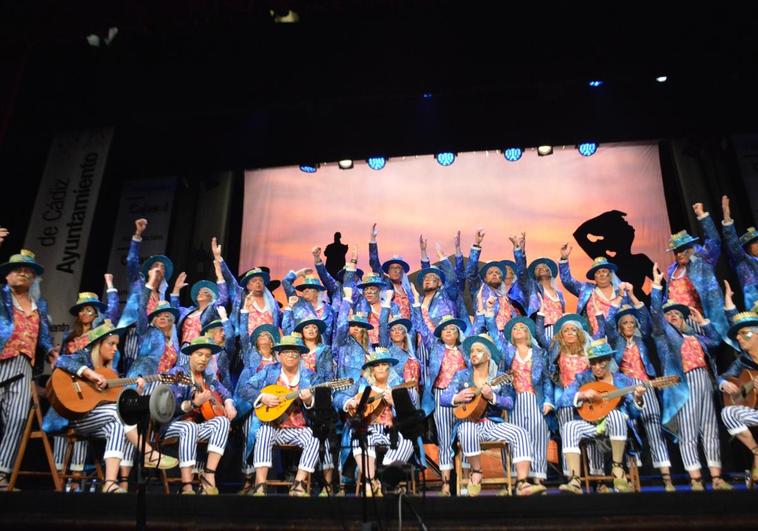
[242, 142, 671, 310]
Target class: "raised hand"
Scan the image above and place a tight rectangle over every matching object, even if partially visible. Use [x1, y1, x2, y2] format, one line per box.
[343, 286, 353, 300]
[294, 268, 313, 278]
[692, 202, 705, 218]
[721, 195, 732, 223]
[689, 306, 706, 325]
[652, 263, 664, 285]
[312, 246, 322, 262]
[435, 242, 446, 260]
[508, 235, 519, 248]
[724, 280, 734, 307]
[172, 272, 188, 294]
[474, 228, 486, 246]
[217, 306, 228, 321]
[134, 218, 147, 237]
[349, 244, 358, 263]
[560, 242, 572, 260]
[211, 237, 223, 261]
[288, 295, 300, 308]
[419, 234, 427, 253]
[485, 295, 496, 313]
[381, 289, 394, 307]
[0, 227, 8, 246]
[370, 223, 379, 242]
[104, 273, 114, 289]
[454, 230, 461, 255]
[147, 267, 160, 289]
[518, 232, 526, 251]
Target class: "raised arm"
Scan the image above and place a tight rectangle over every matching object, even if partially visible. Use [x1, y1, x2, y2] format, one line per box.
[693, 202, 721, 267]
[104, 273, 120, 323]
[558, 243, 583, 297]
[368, 223, 382, 274]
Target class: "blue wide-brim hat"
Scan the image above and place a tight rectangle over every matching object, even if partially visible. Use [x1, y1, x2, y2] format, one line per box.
[503, 316, 537, 342]
[462, 333, 500, 360]
[335, 267, 364, 283]
[667, 230, 700, 253]
[201, 319, 224, 335]
[191, 280, 219, 306]
[614, 305, 639, 325]
[362, 349, 399, 370]
[417, 266, 446, 287]
[147, 301, 180, 322]
[727, 312, 758, 340]
[250, 323, 280, 346]
[499, 260, 517, 275]
[295, 277, 327, 291]
[382, 257, 410, 274]
[239, 267, 271, 287]
[527, 257, 558, 279]
[348, 314, 374, 330]
[69, 292, 107, 316]
[141, 255, 174, 281]
[272, 334, 309, 354]
[740, 227, 758, 248]
[357, 273, 386, 289]
[587, 339, 616, 361]
[388, 315, 412, 331]
[294, 317, 327, 334]
[662, 301, 690, 319]
[585, 257, 618, 280]
[84, 319, 129, 349]
[181, 336, 223, 356]
[433, 315, 467, 338]
[478, 261, 507, 282]
[554, 313, 590, 334]
[0, 249, 44, 278]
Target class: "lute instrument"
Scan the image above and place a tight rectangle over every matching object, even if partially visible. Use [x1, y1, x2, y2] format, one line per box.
[577, 375, 680, 422]
[454, 372, 514, 421]
[190, 380, 226, 421]
[722, 368, 758, 409]
[346, 380, 417, 417]
[255, 377, 354, 422]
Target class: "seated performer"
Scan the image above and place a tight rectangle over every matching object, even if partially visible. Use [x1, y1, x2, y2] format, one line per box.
[336, 349, 418, 497]
[240, 334, 322, 496]
[163, 336, 236, 494]
[558, 338, 644, 494]
[718, 311, 758, 483]
[441, 333, 544, 496]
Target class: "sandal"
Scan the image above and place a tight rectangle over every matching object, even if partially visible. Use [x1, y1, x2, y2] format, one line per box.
[180, 481, 196, 495]
[558, 475, 583, 495]
[238, 474, 254, 495]
[288, 479, 308, 497]
[611, 461, 631, 492]
[690, 477, 704, 491]
[370, 479, 383, 498]
[661, 473, 676, 492]
[711, 475, 733, 491]
[249, 482, 267, 497]
[515, 479, 541, 496]
[143, 450, 179, 470]
[439, 478, 451, 497]
[467, 469, 483, 497]
[101, 479, 127, 494]
[198, 467, 219, 495]
[118, 475, 130, 493]
[749, 446, 758, 483]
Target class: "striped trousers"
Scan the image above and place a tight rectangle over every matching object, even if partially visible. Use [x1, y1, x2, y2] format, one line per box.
[53, 435, 87, 472]
[69, 404, 128, 461]
[352, 424, 414, 464]
[163, 416, 231, 468]
[433, 388, 456, 471]
[254, 425, 320, 473]
[721, 405, 758, 435]
[562, 409, 628, 454]
[510, 392, 549, 479]
[631, 377, 671, 468]
[458, 419, 533, 464]
[676, 368, 721, 471]
[0, 356, 32, 473]
[557, 407, 604, 475]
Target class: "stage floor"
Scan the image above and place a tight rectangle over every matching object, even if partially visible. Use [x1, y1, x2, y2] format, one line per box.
[1, 488, 756, 530]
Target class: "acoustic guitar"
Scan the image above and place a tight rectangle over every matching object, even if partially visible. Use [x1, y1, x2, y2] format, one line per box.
[346, 380, 417, 417]
[722, 368, 758, 409]
[47, 367, 191, 420]
[190, 381, 226, 421]
[255, 378, 354, 422]
[454, 372, 514, 421]
[577, 375, 680, 422]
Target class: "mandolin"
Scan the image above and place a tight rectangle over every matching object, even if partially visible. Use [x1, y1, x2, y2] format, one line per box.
[47, 367, 191, 420]
[346, 380, 417, 417]
[577, 375, 680, 422]
[190, 380, 226, 421]
[454, 372, 514, 421]
[255, 378, 354, 422]
[722, 368, 758, 409]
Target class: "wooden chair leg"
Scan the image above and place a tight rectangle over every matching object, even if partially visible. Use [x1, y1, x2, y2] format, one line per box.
[454, 447, 462, 496]
[505, 446, 512, 496]
[160, 469, 170, 495]
[8, 405, 36, 490]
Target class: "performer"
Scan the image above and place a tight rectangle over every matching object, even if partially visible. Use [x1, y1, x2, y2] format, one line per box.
[368, 223, 415, 319]
[128, 218, 173, 317]
[199, 306, 235, 393]
[240, 334, 322, 497]
[313, 244, 364, 308]
[334, 287, 374, 383]
[336, 350, 417, 497]
[721, 195, 758, 310]
[413, 238, 458, 350]
[441, 333, 544, 496]
[651, 264, 732, 490]
[379, 311, 421, 386]
[282, 273, 335, 346]
[719, 311, 758, 483]
[354, 272, 394, 347]
[523, 256, 565, 342]
[558, 339, 645, 494]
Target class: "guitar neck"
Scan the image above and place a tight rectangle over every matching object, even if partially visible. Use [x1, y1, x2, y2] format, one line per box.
[602, 378, 669, 400]
[106, 374, 164, 388]
[283, 380, 344, 401]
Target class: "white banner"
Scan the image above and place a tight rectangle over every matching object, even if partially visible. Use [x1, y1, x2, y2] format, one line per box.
[105, 178, 177, 301]
[23, 128, 113, 337]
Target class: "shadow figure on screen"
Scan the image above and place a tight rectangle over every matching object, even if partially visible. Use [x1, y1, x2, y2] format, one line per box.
[573, 210, 654, 303]
[324, 232, 348, 278]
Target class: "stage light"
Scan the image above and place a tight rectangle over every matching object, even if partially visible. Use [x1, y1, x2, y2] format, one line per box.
[423, 93, 433, 99]
[502, 148, 523, 162]
[588, 80, 604, 87]
[338, 159, 354, 170]
[537, 146, 553, 157]
[367, 157, 387, 171]
[270, 9, 300, 23]
[577, 142, 598, 157]
[435, 152, 456, 166]
[299, 164, 318, 173]
[656, 75, 668, 83]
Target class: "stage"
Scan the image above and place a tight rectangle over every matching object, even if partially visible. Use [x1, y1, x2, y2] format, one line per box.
[2, 489, 756, 530]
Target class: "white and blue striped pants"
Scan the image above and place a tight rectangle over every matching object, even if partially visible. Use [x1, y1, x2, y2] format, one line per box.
[433, 388, 456, 471]
[69, 404, 129, 462]
[351, 424, 414, 465]
[458, 419, 533, 465]
[557, 407, 604, 475]
[721, 405, 758, 435]
[510, 392, 549, 479]
[163, 416, 231, 468]
[254, 425, 321, 473]
[562, 409, 628, 455]
[53, 435, 87, 472]
[676, 368, 721, 471]
[631, 377, 671, 468]
[0, 356, 32, 473]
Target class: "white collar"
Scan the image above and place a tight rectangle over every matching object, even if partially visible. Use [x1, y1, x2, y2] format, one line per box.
[11, 293, 37, 313]
[516, 348, 533, 364]
[279, 369, 301, 387]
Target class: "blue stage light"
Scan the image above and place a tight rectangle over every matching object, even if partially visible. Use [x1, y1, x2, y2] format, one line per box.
[503, 148, 523, 162]
[435, 152, 456, 166]
[577, 142, 598, 157]
[299, 164, 318, 173]
[367, 157, 387, 171]
[588, 80, 604, 87]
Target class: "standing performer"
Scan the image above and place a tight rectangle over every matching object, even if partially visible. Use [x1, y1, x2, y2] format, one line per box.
[283, 273, 335, 346]
[368, 224, 415, 320]
[128, 218, 173, 317]
[334, 286, 374, 383]
[721, 195, 758, 310]
[523, 256, 565, 342]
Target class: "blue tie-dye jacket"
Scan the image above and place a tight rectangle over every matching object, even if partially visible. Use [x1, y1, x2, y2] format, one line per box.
[722, 221, 758, 310]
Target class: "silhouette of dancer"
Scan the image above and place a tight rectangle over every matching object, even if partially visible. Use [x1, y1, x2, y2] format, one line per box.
[573, 210, 654, 303]
[324, 231, 348, 279]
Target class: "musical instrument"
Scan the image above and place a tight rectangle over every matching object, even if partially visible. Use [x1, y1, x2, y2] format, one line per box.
[346, 380, 417, 417]
[722, 368, 758, 409]
[454, 372, 514, 421]
[47, 367, 191, 420]
[191, 380, 226, 421]
[255, 378, 354, 422]
[577, 375, 680, 422]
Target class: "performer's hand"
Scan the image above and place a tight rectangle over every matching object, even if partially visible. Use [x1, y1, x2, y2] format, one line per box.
[312, 246, 322, 261]
[136, 377, 146, 394]
[580, 389, 600, 402]
[342, 287, 353, 300]
[485, 296, 496, 313]
[225, 401, 237, 421]
[104, 273, 114, 289]
[724, 280, 734, 307]
[722, 381, 740, 395]
[193, 389, 212, 406]
[419, 234, 427, 253]
[652, 263, 663, 285]
[89, 370, 108, 390]
[542, 403, 554, 415]
[0, 227, 8, 245]
[689, 306, 706, 325]
[722, 195, 732, 223]
[692, 202, 705, 218]
[134, 218, 147, 237]
[260, 393, 281, 408]
[508, 235, 519, 248]
[346, 397, 360, 413]
[47, 345, 61, 367]
[454, 230, 461, 255]
[382, 390, 394, 407]
[172, 272, 188, 294]
[481, 384, 494, 401]
[381, 289, 394, 308]
[294, 268, 313, 278]
[370, 223, 378, 242]
[299, 388, 313, 405]
[350, 244, 358, 263]
[518, 232, 526, 251]
[217, 306, 228, 321]
[473, 228, 486, 246]
[211, 237, 223, 261]
[454, 389, 475, 404]
[633, 386, 646, 400]
[560, 242, 572, 260]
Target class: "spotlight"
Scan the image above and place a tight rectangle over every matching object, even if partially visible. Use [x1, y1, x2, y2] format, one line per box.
[299, 164, 318, 173]
[367, 157, 387, 171]
[577, 142, 598, 157]
[338, 159, 354, 170]
[422, 93, 433, 99]
[435, 152, 456, 166]
[502, 147, 523, 162]
[537, 146, 553, 157]
[588, 80, 604, 87]
[656, 75, 668, 83]
[86, 26, 118, 48]
[270, 9, 300, 23]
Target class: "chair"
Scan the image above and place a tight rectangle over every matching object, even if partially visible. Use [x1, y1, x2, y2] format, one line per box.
[454, 440, 513, 496]
[264, 444, 311, 494]
[578, 439, 640, 492]
[58, 428, 104, 489]
[352, 444, 418, 495]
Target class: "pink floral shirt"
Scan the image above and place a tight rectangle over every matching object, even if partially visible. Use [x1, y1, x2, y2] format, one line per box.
[0, 306, 39, 362]
[181, 312, 202, 345]
[620, 342, 649, 381]
[558, 352, 589, 389]
[512, 352, 535, 394]
[158, 341, 178, 373]
[393, 288, 411, 319]
[541, 293, 563, 326]
[667, 274, 703, 315]
[66, 333, 89, 354]
[434, 346, 466, 389]
[681, 336, 707, 373]
[587, 289, 614, 336]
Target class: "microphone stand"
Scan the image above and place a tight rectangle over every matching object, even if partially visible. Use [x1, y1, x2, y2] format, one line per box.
[348, 386, 374, 531]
